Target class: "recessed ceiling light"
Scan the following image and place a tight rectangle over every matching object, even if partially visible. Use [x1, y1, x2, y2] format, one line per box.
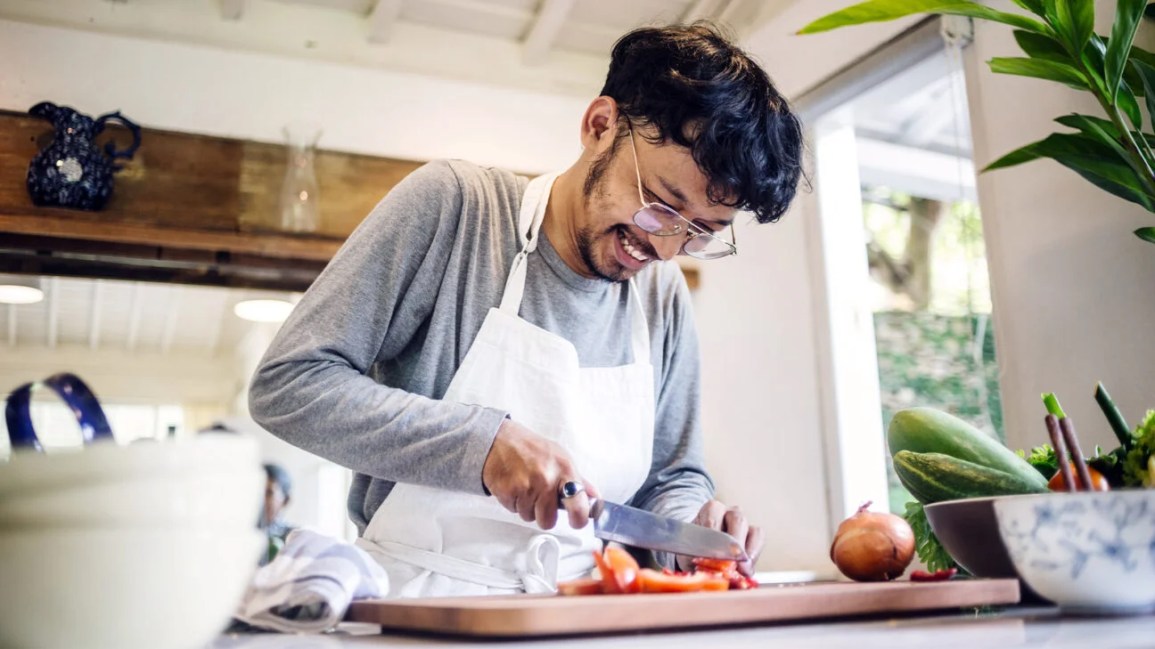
[233, 299, 294, 323]
[0, 275, 44, 305]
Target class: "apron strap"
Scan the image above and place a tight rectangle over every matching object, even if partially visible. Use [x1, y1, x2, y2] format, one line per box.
[499, 173, 557, 315]
[626, 279, 650, 365]
[363, 535, 561, 594]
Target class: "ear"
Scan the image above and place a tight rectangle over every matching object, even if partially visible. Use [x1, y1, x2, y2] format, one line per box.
[579, 96, 620, 152]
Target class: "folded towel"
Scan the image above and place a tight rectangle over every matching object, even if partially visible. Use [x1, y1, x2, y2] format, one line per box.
[234, 528, 390, 633]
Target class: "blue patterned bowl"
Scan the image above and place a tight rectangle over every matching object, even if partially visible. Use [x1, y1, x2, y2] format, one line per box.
[993, 489, 1155, 614]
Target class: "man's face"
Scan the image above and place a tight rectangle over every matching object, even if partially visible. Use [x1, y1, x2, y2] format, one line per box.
[263, 478, 287, 525]
[576, 126, 735, 282]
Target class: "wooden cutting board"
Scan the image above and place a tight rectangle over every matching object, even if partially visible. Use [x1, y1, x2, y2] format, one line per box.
[346, 579, 1020, 637]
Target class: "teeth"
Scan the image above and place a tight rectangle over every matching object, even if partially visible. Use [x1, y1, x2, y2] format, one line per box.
[619, 233, 649, 262]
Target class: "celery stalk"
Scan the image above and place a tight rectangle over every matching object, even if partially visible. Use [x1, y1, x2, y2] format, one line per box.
[1042, 393, 1066, 419]
[1094, 382, 1133, 449]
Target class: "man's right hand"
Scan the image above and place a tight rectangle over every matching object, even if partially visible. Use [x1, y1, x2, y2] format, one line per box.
[482, 418, 598, 531]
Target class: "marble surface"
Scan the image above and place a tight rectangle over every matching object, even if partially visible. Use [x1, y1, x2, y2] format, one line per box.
[210, 608, 1155, 649]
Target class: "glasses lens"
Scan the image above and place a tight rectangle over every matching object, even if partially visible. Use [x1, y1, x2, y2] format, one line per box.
[684, 232, 734, 260]
[633, 205, 684, 236]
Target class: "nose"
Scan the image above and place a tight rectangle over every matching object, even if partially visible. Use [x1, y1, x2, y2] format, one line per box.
[646, 232, 683, 261]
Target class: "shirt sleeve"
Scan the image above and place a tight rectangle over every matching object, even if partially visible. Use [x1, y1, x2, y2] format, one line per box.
[627, 267, 716, 567]
[248, 161, 506, 496]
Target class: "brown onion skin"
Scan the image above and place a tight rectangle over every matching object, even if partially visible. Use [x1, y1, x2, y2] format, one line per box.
[830, 502, 915, 582]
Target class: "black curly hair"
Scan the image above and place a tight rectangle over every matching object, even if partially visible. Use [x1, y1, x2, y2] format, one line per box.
[600, 23, 804, 224]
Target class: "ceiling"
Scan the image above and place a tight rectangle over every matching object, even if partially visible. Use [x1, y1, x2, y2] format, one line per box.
[2, 276, 289, 357]
[0, 0, 778, 96]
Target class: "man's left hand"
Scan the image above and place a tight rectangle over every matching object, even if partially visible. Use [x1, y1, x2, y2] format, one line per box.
[679, 500, 763, 576]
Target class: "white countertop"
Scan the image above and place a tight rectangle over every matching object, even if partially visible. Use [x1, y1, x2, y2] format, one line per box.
[209, 607, 1155, 649]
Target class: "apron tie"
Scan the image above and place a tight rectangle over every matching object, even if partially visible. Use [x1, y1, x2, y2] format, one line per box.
[357, 533, 563, 594]
[519, 534, 561, 594]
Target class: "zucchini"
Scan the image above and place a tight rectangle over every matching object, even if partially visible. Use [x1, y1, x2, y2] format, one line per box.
[894, 450, 1051, 504]
[888, 407, 1048, 491]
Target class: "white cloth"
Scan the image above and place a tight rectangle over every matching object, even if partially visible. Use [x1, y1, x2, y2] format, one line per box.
[235, 529, 389, 634]
[355, 172, 657, 598]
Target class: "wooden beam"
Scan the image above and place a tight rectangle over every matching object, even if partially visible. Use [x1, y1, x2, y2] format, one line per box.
[522, 0, 574, 66]
[125, 282, 144, 352]
[89, 280, 104, 350]
[160, 286, 182, 354]
[45, 277, 59, 350]
[681, 0, 721, 22]
[367, 0, 405, 43]
[220, 0, 246, 20]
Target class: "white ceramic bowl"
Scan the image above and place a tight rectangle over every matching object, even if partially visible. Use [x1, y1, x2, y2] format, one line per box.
[0, 434, 259, 496]
[0, 526, 263, 649]
[0, 467, 263, 528]
[993, 489, 1155, 614]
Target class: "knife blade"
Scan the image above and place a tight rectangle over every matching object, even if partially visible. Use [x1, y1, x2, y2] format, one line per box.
[587, 499, 748, 562]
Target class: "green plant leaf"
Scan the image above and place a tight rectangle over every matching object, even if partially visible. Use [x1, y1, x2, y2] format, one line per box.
[1136, 227, 1155, 243]
[1134, 60, 1155, 132]
[1131, 45, 1155, 70]
[1055, 113, 1120, 138]
[1045, 0, 1094, 55]
[988, 56, 1088, 89]
[1011, 0, 1047, 16]
[1014, 30, 1072, 63]
[1062, 113, 1133, 162]
[1118, 81, 1144, 130]
[1106, 0, 1147, 102]
[1082, 34, 1111, 96]
[797, 0, 1049, 35]
[984, 133, 1155, 211]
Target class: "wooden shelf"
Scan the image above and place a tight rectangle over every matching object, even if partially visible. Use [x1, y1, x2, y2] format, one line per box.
[0, 109, 421, 291]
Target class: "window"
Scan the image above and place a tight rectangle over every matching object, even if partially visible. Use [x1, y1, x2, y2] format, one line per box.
[797, 17, 1002, 520]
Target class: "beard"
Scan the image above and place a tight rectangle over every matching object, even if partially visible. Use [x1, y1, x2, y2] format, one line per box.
[578, 135, 635, 283]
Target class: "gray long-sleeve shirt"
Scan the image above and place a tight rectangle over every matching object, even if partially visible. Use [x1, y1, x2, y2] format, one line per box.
[248, 159, 714, 541]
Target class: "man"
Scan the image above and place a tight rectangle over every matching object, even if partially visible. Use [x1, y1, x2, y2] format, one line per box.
[258, 462, 296, 565]
[249, 22, 803, 597]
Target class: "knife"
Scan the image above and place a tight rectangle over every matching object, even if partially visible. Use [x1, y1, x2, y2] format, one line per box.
[586, 499, 748, 562]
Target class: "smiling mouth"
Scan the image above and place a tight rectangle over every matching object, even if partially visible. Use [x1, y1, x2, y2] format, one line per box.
[617, 229, 652, 263]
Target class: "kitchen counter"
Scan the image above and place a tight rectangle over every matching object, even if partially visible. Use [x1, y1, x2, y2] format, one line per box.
[209, 607, 1155, 648]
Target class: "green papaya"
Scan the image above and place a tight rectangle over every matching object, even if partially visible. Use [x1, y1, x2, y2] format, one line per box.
[894, 450, 1050, 504]
[888, 407, 1048, 491]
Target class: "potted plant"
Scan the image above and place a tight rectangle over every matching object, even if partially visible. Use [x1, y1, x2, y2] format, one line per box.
[799, 0, 1155, 246]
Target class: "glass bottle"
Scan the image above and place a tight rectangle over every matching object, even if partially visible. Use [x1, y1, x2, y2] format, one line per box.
[279, 122, 322, 233]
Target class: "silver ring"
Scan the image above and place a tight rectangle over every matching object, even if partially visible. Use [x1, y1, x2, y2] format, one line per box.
[559, 481, 585, 499]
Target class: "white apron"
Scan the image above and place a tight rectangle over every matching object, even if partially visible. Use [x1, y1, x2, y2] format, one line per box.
[355, 173, 657, 598]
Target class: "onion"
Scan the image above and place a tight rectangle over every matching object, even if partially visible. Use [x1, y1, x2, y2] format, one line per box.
[830, 501, 915, 582]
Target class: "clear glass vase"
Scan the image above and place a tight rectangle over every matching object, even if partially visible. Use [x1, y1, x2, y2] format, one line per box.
[279, 122, 322, 233]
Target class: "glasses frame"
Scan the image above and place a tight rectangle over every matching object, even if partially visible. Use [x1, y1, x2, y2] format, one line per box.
[626, 125, 737, 260]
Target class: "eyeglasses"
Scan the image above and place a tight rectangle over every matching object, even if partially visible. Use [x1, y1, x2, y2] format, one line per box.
[626, 126, 737, 260]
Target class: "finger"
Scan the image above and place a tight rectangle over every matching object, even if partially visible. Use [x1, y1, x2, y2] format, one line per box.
[536, 491, 559, 530]
[558, 479, 592, 529]
[739, 525, 764, 577]
[516, 493, 537, 523]
[722, 507, 750, 550]
[696, 500, 727, 529]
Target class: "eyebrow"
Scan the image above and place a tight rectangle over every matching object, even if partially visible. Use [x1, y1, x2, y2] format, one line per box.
[654, 175, 734, 229]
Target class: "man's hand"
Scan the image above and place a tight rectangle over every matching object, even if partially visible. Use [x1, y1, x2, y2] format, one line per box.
[678, 500, 764, 576]
[482, 419, 599, 531]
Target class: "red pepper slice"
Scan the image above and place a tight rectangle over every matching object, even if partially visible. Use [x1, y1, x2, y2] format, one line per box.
[910, 568, 958, 582]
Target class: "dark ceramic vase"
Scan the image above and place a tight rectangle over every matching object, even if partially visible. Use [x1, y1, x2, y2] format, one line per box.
[25, 101, 142, 211]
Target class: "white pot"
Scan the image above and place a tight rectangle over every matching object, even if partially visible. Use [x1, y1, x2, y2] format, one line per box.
[0, 527, 263, 649]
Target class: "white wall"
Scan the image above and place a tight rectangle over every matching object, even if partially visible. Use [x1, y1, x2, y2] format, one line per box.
[963, 0, 1155, 454]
